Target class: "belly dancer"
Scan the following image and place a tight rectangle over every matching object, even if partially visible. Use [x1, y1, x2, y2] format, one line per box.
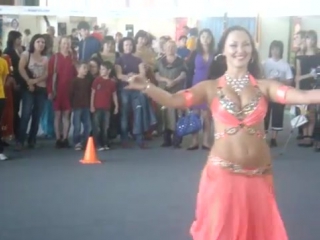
[125, 26, 320, 240]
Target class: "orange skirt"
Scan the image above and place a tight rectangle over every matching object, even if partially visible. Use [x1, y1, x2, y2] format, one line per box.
[190, 162, 288, 240]
[1, 84, 14, 138]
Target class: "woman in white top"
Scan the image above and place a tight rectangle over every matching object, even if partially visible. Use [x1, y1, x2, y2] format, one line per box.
[18, 34, 48, 149]
[263, 40, 293, 147]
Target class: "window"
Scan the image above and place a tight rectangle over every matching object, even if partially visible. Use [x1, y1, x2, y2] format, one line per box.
[0, 0, 14, 5]
[23, 0, 39, 6]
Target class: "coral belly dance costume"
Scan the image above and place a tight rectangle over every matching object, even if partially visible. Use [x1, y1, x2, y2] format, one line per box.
[183, 74, 289, 240]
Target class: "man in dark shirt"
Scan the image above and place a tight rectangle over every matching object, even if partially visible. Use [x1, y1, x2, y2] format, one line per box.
[70, 28, 79, 51]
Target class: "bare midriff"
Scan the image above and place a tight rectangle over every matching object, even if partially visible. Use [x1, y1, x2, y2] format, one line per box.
[208, 122, 272, 172]
[207, 75, 271, 175]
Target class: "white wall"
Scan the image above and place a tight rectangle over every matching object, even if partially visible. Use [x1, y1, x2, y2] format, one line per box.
[18, 15, 40, 35]
[301, 16, 320, 37]
[97, 17, 177, 39]
[258, 17, 291, 61]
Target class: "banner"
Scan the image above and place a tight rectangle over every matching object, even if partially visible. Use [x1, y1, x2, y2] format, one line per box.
[0, 4, 318, 17]
[0, 6, 234, 18]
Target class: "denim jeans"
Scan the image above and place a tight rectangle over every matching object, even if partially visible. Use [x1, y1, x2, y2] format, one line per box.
[93, 109, 110, 147]
[120, 89, 156, 144]
[18, 88, 47, 145]
[72, 108, 91, 145]
[40, 99, 55, 137]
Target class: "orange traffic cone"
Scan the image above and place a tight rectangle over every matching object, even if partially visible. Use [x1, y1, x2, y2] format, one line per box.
[80, 137, 101, 164]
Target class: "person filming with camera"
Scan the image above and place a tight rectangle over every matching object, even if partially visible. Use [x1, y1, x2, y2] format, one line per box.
[295, 30, 320, 150]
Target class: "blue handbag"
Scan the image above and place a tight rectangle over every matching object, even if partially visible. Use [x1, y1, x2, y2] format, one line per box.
[176, 111, 202, 137]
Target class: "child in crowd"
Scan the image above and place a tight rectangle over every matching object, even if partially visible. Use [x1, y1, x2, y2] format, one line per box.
[177, 35, 191, 60]
[69, 62, 92, 150]
[90, 61, 118, 151]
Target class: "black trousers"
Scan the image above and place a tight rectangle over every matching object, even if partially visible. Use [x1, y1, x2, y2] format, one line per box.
[264, 102, 285, 132]
[313, 106, 320, 141]
[13, 89, 21, 139]
[0, 98, 6, 153]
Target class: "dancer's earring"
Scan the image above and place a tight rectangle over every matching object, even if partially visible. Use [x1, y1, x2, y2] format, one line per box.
[214, 53, 224, 61]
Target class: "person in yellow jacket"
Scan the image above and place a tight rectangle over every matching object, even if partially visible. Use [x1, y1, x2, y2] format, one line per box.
[0, 55, 9, 160]
[186, 28, 198, 51]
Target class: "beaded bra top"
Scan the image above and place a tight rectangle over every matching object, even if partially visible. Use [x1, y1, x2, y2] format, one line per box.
[211, 75, 268, 139]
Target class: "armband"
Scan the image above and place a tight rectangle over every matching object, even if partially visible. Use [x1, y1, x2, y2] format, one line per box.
[182, 90, 194, 108]
[276, 85, 293, 104]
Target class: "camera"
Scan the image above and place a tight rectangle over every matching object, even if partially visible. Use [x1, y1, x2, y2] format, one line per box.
[316, 66, 320, 80]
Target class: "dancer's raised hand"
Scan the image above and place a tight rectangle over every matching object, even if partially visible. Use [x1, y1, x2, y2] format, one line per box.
[124, 75, 150, 91]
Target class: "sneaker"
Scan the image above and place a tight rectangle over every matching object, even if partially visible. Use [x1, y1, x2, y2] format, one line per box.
[14, 143, 24, 151]
[104, 145, 110, 150]
[97, 147, 105, 151]
[269, 138, 277, 148]
[74, 143, 82, 151]
[0, 153, 8, 161]
[61, 139, 70, 148]
[55, 139, 63, 148]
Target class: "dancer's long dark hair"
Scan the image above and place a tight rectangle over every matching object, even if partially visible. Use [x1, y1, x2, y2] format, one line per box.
[208, 26, 262, 80]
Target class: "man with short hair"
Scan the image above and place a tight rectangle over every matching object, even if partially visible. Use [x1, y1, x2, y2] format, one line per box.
[70, 28, 79, 51]
[77, 21, 101, 62]
[47, 26, 59, 54]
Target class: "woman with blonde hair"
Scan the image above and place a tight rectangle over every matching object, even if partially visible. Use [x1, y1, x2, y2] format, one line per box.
[47, 36, 77, 148]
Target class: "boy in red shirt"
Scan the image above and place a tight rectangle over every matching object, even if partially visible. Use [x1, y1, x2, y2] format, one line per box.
[90, 61, 119, 150]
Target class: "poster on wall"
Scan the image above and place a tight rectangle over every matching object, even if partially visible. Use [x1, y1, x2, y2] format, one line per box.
[175, 18, 188, 41]
[58, 22, 67, 36]
[288, 16, 302, 64]
[3, 15, 19, 31]
[2, 15, 19, 48]
[125, 24, 134, 37]
[291, 17, 302, 51]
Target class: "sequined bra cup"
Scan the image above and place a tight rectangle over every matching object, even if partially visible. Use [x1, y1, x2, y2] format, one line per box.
[211, 75, 268, 140]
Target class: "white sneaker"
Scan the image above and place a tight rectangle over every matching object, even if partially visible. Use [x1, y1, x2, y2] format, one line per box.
[0, 153, 8, 161]
[97, 147, 105, 151]
[74, 143, 82, 151]
[104, 145, 110, 150]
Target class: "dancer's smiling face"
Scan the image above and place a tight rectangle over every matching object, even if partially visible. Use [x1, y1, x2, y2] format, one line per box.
[223, 30, 253, 69]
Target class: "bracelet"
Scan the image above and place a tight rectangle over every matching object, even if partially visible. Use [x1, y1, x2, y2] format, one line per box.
[142, 80, 151, 92]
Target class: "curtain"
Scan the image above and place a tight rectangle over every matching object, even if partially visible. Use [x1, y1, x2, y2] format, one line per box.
[199, 17, 225, 45]
[227, 17, 257, 36]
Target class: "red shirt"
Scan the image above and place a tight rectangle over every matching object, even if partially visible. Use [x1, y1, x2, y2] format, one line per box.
[91, 32, 104, 42]
[47, 53, 77, 95]
[92, 77, 116, 110]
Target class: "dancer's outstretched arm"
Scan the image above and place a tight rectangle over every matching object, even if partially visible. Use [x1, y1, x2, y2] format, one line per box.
[265, 79, 320, 105]
[125, 75, 210, 109]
